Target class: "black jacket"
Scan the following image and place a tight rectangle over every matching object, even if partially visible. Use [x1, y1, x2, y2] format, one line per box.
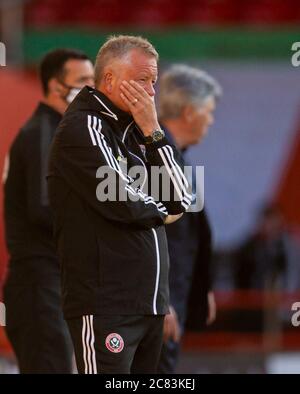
[4, 103, 62, 279]
[47, 87, 192, 318]
[163, 129, 213, 330]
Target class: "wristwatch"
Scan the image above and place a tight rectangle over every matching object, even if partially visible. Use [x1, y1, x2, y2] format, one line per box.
[144, 128, 165, 144]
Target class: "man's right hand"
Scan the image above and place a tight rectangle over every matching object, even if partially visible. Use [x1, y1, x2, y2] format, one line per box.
[163, 305, 181, 343]
[164, 213, 183, 225]
[206, 291, 217, 326]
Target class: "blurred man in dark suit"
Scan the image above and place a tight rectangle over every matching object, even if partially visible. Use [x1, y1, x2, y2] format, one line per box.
[157, 64, 222, 373]
[3, 48, 94, 373]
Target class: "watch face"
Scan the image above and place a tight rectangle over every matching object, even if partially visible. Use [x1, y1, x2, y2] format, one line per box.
[153, 129, 164, 141]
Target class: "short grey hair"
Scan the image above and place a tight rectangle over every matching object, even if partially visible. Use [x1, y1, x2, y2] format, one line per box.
[158, 64, 222, 120]
[94, 35, 159, 86]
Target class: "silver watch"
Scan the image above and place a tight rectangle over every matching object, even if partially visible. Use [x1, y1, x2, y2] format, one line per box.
[145, 129, 165, 144]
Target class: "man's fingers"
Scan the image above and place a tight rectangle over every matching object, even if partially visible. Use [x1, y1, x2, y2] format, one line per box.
[173, 322, 181, 342]
[120, 92, 134, 108]
[170, 318, 180, 343]
[168, 322, 180, 343]
[206, 292, 217, 326]
[163, 318, 171, 343]
[164, 213, 183, 225]
[128, 80, 149, 98]
[206, 307, 216, 325]
[163, 314, 181, 343]
[122, 80, 144, 101]
[120, 83, 140, 104]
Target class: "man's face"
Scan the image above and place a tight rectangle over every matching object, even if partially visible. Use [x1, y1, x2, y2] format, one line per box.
[62, 59, 95, 89]
[101, 49, 158, 112]
[185, 96, 216, 146]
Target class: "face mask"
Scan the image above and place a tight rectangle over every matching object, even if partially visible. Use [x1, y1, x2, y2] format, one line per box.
[58, 80, 82, 104]
[65, 87, 81, 104]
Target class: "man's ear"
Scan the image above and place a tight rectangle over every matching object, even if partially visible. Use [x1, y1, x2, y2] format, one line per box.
[103, 71, 114, 94]
[48, 78, 63, 96]
[182, 105, 195, 123]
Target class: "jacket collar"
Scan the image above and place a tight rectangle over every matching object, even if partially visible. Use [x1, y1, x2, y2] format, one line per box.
[77, 86, 135, 138]
[37, 102, 62, 123]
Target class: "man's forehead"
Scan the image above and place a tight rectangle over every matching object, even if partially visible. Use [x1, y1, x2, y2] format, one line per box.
[123, 49, 158, 74]
[64, 59, 92, 74]
[200, 96, 216, 110]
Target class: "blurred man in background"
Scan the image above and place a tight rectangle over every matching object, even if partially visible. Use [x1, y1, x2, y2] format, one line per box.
[157, 64, 222, 373]
[234, 205, 287, 290]
[3, 48, 94, 373]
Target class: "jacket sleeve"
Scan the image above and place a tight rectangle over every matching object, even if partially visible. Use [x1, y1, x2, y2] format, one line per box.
[145, 137, 193, 215]
[3, 132, 27, 254]
[184, 210, 213, 330]
[4, 126, 55, 256]
[49, 114, 167, 229]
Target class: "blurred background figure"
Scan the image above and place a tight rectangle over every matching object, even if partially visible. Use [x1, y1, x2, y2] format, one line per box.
[157, 64, 221, 374]
[233, 203, 300, 335]
[2, 48, 94, 373]
[234, 205, 288, 291]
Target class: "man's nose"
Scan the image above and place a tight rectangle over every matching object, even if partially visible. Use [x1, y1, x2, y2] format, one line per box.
[145, 83, 155, 97]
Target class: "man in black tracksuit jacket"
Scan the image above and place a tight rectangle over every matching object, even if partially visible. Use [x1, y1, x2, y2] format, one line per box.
[47, 36, 192, 374]
[3, 103, 70, 373]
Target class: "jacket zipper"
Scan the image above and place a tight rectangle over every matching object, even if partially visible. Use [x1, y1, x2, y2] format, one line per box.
[151, 228, 160, 315]
[123, 123, 161, 314]
[93, 94, 118, 121]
